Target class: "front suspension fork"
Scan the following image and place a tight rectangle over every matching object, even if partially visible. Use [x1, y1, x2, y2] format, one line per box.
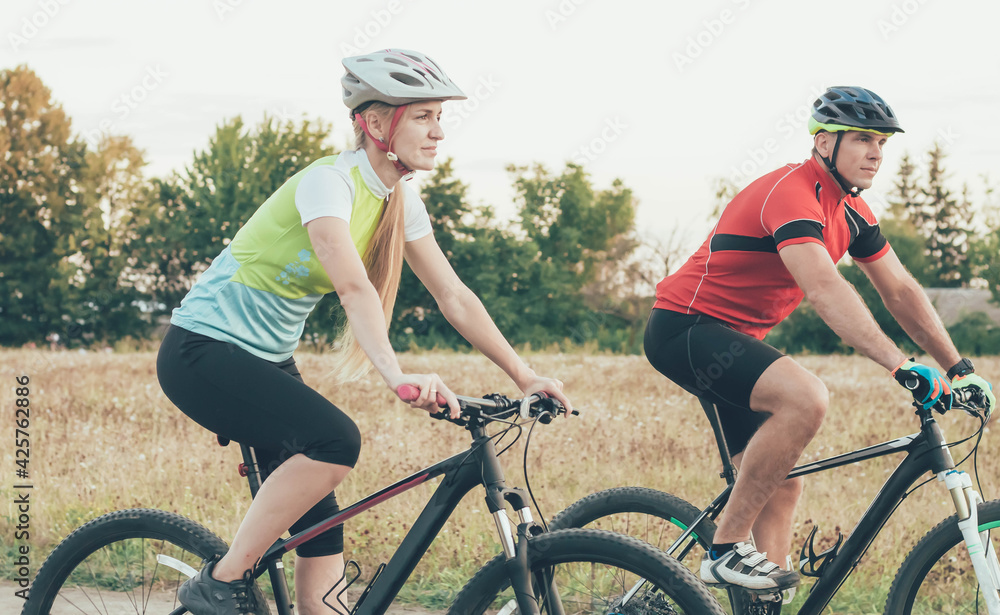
[941, 469, 1000, 614]
[492, 489, 564, 615]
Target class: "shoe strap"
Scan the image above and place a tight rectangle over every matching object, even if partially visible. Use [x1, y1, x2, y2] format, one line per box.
[733, 543, 780, 574]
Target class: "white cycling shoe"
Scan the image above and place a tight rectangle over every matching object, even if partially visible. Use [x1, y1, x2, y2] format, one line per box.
[700, 542, 800, 591]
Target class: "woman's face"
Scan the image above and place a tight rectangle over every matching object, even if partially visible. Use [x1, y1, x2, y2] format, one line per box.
[390, 101, 445, 171]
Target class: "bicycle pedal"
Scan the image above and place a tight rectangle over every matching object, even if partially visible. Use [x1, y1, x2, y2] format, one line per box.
[746, 599, 783, 615]
[755, 591, 782, 602]
[729, 587, 784, 615]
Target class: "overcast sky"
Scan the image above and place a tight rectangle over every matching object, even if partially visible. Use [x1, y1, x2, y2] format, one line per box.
[4, 0, 999, 253]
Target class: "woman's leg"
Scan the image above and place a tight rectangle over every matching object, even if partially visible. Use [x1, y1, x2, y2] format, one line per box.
[294, 554, 349, 615]
[156, 326, 362, 588]
[211, 455, 351, 583]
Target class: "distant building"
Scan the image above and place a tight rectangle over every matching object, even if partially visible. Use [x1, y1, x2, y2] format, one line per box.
[923, 288, 1000, 327]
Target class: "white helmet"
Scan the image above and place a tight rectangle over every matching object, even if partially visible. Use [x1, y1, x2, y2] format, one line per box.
[342, 49, 467, 111]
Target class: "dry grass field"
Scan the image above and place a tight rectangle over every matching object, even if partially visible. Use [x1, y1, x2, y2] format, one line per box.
[1, 348, 996, 612]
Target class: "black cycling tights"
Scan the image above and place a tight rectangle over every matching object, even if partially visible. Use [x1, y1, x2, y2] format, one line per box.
[156, 324, 361, 556]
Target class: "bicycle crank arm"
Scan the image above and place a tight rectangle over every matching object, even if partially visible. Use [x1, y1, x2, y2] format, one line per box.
[156, 553, 198, 579]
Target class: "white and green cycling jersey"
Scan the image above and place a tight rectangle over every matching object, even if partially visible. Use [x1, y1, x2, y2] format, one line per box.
[170, 149, 433, 362]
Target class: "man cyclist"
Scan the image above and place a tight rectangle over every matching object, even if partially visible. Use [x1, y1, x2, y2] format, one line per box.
[644, 86, 996, 593]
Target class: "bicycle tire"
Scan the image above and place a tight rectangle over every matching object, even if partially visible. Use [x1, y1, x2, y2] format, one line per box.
[548, 486, 781, 613]
[884, 498, 1000, 614]
[550, 487, 717, 572]
[21, 508, 270, 615]
[446, 528, 725, 614]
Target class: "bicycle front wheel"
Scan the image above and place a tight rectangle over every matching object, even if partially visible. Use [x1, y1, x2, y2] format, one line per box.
[447, 528, 725, 614]
[22, 508, 270, 615]
[885, 498, 1000, 614]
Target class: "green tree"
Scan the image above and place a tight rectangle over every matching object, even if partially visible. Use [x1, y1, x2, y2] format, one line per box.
[0, 65, 87, 345]
[390, 160, 643, 351]
[889, 152, 920, 221]
[64, 134, 155, 344]
[391, 159, 539, 349]
[969, 177, 1000, 303]
[895, 143, 973, 287]
[506, 162, 638, 347]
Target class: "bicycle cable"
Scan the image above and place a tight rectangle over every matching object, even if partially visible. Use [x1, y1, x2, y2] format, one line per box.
[903, 411, 987, 498]
[522, 411, 552, 531]
[478, 410, 548, 532]
[442, 410, 521, 488]
[491, 415, 524, 458]
[841, 411, 989, 592]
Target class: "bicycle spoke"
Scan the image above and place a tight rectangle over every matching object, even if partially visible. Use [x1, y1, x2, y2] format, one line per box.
[102, 541, 140, 612]
[44, 537, 202, 615]
[84, 556, 113, 615]
[142, 539, 167, 615]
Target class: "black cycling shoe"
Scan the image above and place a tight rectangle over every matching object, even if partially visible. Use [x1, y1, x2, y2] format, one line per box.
[178, 555, 257, 615]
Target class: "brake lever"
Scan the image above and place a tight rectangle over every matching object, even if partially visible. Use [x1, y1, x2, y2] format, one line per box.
[520, 393, 543, 419]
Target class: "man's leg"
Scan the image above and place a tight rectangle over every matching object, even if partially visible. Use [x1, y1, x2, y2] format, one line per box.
[713, 356, 827, 549]
[733, 447, 805, 566]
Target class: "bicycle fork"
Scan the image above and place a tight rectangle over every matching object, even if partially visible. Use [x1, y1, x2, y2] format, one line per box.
[941, 469, 1000, 614]
[490, 488, 563, 615]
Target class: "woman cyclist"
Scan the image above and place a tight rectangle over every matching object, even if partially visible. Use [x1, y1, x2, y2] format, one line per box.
[156, 49, 572, 615]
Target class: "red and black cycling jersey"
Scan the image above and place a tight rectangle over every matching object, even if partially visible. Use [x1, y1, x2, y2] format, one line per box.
[654, 156, 891, 340]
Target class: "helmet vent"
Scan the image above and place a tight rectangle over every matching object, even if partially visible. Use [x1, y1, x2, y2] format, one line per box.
[384, 57, 409, 66]
[390, 72, 423, 87]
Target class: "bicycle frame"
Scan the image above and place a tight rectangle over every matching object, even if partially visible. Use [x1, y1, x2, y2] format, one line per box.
[668, 404, 999, 614]
[236, 419, 541, 615]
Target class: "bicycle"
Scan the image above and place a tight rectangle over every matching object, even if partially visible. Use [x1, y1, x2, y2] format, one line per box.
[549, 387, 999, 614]
[22, 387, 725, 615]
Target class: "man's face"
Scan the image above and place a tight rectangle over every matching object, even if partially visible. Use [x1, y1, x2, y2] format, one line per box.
[817, 130, 889, 191]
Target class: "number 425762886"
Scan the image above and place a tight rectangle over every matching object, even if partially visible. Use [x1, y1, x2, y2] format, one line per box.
[15, 376, 30, 478]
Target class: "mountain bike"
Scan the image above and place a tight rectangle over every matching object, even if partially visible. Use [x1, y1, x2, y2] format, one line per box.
[549, 387, 998, 614]
[22, 387, 725, 615]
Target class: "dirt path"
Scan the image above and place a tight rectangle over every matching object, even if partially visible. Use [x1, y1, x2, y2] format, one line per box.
[0, 580, 440, 614]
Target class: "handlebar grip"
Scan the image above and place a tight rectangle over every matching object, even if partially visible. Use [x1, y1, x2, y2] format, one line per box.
[396, 384, 447, 407]
[903, 378, 920, 391]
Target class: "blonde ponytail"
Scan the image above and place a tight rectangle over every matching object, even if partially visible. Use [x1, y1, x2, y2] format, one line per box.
[328, 103, 408, 383]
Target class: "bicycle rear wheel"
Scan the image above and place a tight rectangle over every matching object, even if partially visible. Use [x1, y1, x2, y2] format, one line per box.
[885, 498, 1000, 614]
[447, 528, 725, 614]
[22, 508, 270, 615]
[550, 487, 716, 561]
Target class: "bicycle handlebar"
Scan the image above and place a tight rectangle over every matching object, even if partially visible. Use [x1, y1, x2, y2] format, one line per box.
[396, 384, 576, 426]
[903, 378, 991, 419]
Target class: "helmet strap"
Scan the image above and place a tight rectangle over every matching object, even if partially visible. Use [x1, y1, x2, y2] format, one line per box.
[819, 132, 861, 197]
[354, 105, 415, 178]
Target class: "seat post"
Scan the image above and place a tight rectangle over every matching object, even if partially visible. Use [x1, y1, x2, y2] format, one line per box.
[698, 398, 738, 486]
[239, 443, 265, 499]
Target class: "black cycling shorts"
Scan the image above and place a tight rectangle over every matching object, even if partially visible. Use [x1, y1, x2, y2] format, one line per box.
[643, 308, 784, 455]
[156, 324, 361, 557]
